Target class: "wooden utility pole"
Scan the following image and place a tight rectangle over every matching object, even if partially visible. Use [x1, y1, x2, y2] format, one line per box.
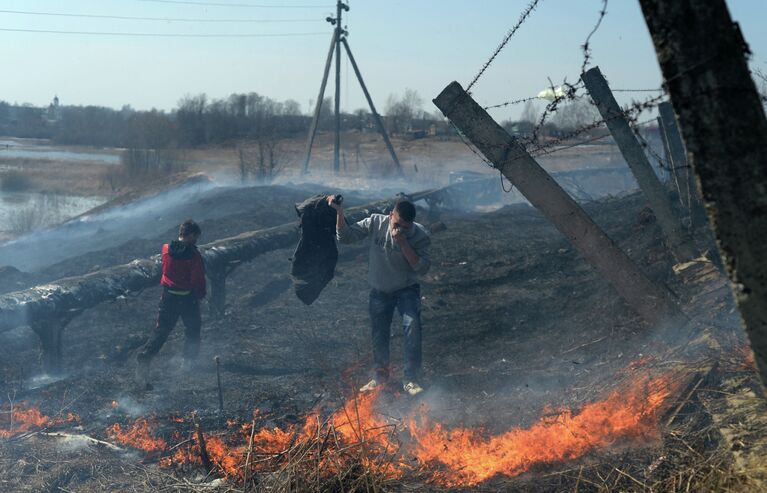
[433, 81, 686, 327]
[582, 67, 699, 263]
[342, 38, 403, 175]
[333, 0, 346, 173]
[301, 2, 402, 175]
[640, 0, 767, 387]
[302, 35, 336, 175]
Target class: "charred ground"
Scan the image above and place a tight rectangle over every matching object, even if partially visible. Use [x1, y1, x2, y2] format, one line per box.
[0, 183, 763, 492]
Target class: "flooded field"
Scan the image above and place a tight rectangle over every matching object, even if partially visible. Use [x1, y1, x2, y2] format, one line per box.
[0, 191, 106, 237]
[0, 138, 120, 165]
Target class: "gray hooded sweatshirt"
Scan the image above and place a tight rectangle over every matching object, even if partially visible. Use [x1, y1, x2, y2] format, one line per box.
[337, 213, 431, 293]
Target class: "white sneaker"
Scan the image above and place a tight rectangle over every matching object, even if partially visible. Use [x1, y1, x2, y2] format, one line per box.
[359, 379, 380, 393]
[403, 381, 424, 396]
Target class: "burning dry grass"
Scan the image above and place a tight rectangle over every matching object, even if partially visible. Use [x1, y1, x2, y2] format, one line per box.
[1, 363, 764, 492]
[0, 402, 78, 439]
[407, 375, 677, 487]
[1, 367, 693, 491]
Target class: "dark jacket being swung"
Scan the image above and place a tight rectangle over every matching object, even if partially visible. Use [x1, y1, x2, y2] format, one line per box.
[291, 194, 339, 305]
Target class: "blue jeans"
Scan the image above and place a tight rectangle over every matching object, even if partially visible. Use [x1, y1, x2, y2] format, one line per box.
[368, 284, 422, 382]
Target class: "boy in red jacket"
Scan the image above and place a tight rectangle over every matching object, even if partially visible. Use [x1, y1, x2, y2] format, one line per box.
[136, 219, 206, 389]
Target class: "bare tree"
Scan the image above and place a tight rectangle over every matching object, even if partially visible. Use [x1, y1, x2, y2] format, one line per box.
[520, 100, 540, 123]
[385, 88, 424, 133]
[176, 93, 208, 145]
[550, 99, 600, 132]
[238, 140, 282, 184]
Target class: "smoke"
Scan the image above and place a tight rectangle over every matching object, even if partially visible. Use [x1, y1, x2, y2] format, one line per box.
[109, 395, 148, 418]
[0, 176, 218, 272]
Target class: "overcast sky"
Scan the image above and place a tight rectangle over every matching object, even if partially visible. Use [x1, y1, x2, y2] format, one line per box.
[0, 0, 765, 120]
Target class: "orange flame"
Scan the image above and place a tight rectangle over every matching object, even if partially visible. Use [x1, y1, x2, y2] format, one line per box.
[107, 418, 167, 454]
[102, 370, 680, 487]
[407, 376, 677, 486]
[0, 403, 78, 439]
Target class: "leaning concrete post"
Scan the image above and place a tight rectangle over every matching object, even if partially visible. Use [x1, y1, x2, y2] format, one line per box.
[658, 102, 692, 207]
[658, 101, 707, 228]
[657, 115, 684, 198]
[433, 81, 686, 327]
[582, 67, 699, 263]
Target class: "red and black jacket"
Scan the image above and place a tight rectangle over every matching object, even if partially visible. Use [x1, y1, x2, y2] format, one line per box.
[160, 241, 206, 299]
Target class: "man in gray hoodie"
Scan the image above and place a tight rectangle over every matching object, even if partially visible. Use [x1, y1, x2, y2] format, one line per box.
[329, 197, 431, 396]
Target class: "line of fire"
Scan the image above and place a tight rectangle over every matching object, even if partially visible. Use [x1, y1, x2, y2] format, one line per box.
[1, 1, 767, 492]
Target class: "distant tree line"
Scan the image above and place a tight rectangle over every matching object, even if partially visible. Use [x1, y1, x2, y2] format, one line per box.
[0, 89, 449, 149]
[0, 89, 616, 151]
[0, 93, 314, 148]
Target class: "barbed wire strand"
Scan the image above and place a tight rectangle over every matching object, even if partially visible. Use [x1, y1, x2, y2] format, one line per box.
[580, 0, 608, 74]
[483, 96, 540, 110]
[612, 88, 665, 92]
[465, 0, 542, 93]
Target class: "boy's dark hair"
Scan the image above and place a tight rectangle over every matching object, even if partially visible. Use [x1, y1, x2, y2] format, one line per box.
[394, 200, 416, 223]
[179, 219, 201, 238]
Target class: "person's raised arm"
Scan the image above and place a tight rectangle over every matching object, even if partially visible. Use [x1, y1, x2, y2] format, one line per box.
[329, 196, 372, 244]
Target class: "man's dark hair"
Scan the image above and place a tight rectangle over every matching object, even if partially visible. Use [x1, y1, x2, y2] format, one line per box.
[394, 200, 416, 223]
[179, 219, 201, 238]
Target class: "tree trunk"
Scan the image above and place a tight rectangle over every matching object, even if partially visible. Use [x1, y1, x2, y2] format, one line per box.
[639, 0, 767, 386]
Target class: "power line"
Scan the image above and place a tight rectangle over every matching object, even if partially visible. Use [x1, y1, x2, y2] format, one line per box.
[0, 27, 327, 37]
[0, 9, 321, 23]
[137, 0, 327, 8]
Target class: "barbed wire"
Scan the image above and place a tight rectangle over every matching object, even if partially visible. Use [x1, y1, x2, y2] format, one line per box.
[612, 88, 665, 93]
[530, 131, 610, 158]
[448, 120, 495, 168]
[483, 96, 540, 110]
[631, 119, 669, 171]
[484, 88, 662, 112]
[529, 78, 582, 145]
[462, 92, 668, 162]
[466, 0, 542, 93]
[580, 0, 608, 74]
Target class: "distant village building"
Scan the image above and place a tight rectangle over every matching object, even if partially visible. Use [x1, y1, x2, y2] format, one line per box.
[44, 95, 62, 124]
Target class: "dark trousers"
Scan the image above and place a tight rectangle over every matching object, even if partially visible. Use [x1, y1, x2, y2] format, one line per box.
[137, 289, 201, 363]
[369, 284, 422, 382]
